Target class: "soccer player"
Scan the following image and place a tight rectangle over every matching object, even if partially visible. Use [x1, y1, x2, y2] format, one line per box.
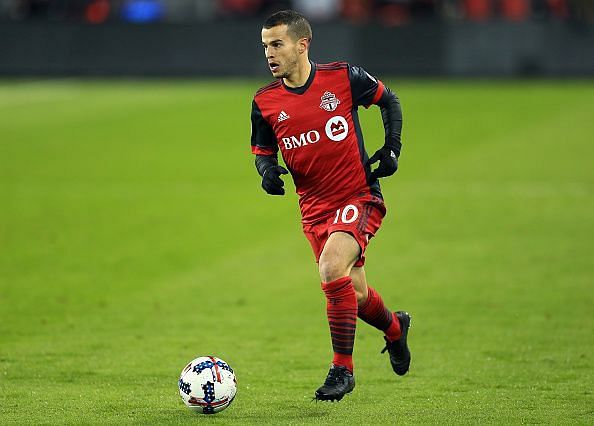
[250, 10, 411, 402]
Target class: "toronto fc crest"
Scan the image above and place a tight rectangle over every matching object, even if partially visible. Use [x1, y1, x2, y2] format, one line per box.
[319, 91, 340, 112]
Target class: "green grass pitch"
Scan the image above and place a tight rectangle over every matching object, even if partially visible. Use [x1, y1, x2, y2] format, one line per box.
[0, 79, 593, 424]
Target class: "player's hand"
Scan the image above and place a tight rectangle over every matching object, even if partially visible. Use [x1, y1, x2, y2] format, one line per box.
[262, 165, 289, 195]
[367, 146, 398, 183]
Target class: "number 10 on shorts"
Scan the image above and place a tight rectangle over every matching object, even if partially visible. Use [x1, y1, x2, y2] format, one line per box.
[333, 204, 359, 224]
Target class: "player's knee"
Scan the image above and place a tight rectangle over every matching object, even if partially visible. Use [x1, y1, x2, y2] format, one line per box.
[319, 257, 348, 283]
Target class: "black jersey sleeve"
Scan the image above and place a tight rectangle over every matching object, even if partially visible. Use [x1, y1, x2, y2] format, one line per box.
[348, 64, 382, 107]
[250, 99, 278, 157]
[376, 86, 403, 157]
[348, 64, 403, 157]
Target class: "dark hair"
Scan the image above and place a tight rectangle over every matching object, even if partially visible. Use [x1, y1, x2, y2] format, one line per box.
[263, 10, 312, 42]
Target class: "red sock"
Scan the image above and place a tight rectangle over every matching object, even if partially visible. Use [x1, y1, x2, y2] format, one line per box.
[358, 286, 401, 342]
[322, 277, 357, 373]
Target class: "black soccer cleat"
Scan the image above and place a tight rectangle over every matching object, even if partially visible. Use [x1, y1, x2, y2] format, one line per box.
[314, 365, 355, 402]
[381, 311, 412, 376]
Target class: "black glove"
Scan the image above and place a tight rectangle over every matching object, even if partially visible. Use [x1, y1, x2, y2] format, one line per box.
[367, 146, 398, 183]
[262, 165, 289, 195]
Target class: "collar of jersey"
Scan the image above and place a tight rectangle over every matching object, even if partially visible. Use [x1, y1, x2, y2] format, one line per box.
[281, 61, 316, 95]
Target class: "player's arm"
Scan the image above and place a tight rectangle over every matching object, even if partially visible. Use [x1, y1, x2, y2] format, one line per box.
[348, 64, 403, 182]
[250, 99, 288, 196]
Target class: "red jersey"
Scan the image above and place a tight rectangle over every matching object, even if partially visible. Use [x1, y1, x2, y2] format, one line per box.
[251, 62, 386, 224]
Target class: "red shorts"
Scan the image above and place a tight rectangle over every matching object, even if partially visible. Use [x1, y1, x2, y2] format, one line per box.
[302, 194, 386, 267]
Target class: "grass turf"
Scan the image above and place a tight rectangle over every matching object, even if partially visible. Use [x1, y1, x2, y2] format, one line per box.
[0, 79, 592, 424]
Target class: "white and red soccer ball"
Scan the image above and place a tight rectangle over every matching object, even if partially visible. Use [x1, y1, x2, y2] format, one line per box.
[178, 356, 237, 414]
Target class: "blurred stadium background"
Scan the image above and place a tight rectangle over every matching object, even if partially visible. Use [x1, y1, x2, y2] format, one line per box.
[1, 0, 593, 76]
[1, 1, 593, 423]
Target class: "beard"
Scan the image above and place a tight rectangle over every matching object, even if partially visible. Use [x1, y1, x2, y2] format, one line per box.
[276, 54, 299, 79]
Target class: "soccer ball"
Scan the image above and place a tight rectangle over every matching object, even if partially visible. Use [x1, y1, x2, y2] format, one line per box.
[178, 356, 237, 414]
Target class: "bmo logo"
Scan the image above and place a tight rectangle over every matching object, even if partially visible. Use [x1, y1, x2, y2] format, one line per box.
[281, 130, 320, 150]
[325, 116, 349, 142]
[280, 115, 349, 150]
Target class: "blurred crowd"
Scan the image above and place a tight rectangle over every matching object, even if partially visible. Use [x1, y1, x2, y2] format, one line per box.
[1, 0, 592, 24]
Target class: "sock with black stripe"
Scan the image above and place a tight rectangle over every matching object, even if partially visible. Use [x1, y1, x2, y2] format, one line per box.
[322, 276, 358, 373]
[358, 286, 401, 342]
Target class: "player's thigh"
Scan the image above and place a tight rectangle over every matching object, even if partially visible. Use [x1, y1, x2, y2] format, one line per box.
[318, 231, 360, 280]
[327, 195, 386, 268]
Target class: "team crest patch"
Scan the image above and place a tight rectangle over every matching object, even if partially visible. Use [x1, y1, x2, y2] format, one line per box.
[320, 91, 340, 112]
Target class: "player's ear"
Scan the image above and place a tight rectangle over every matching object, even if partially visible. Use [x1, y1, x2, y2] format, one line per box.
[298, 37, 309, 54]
